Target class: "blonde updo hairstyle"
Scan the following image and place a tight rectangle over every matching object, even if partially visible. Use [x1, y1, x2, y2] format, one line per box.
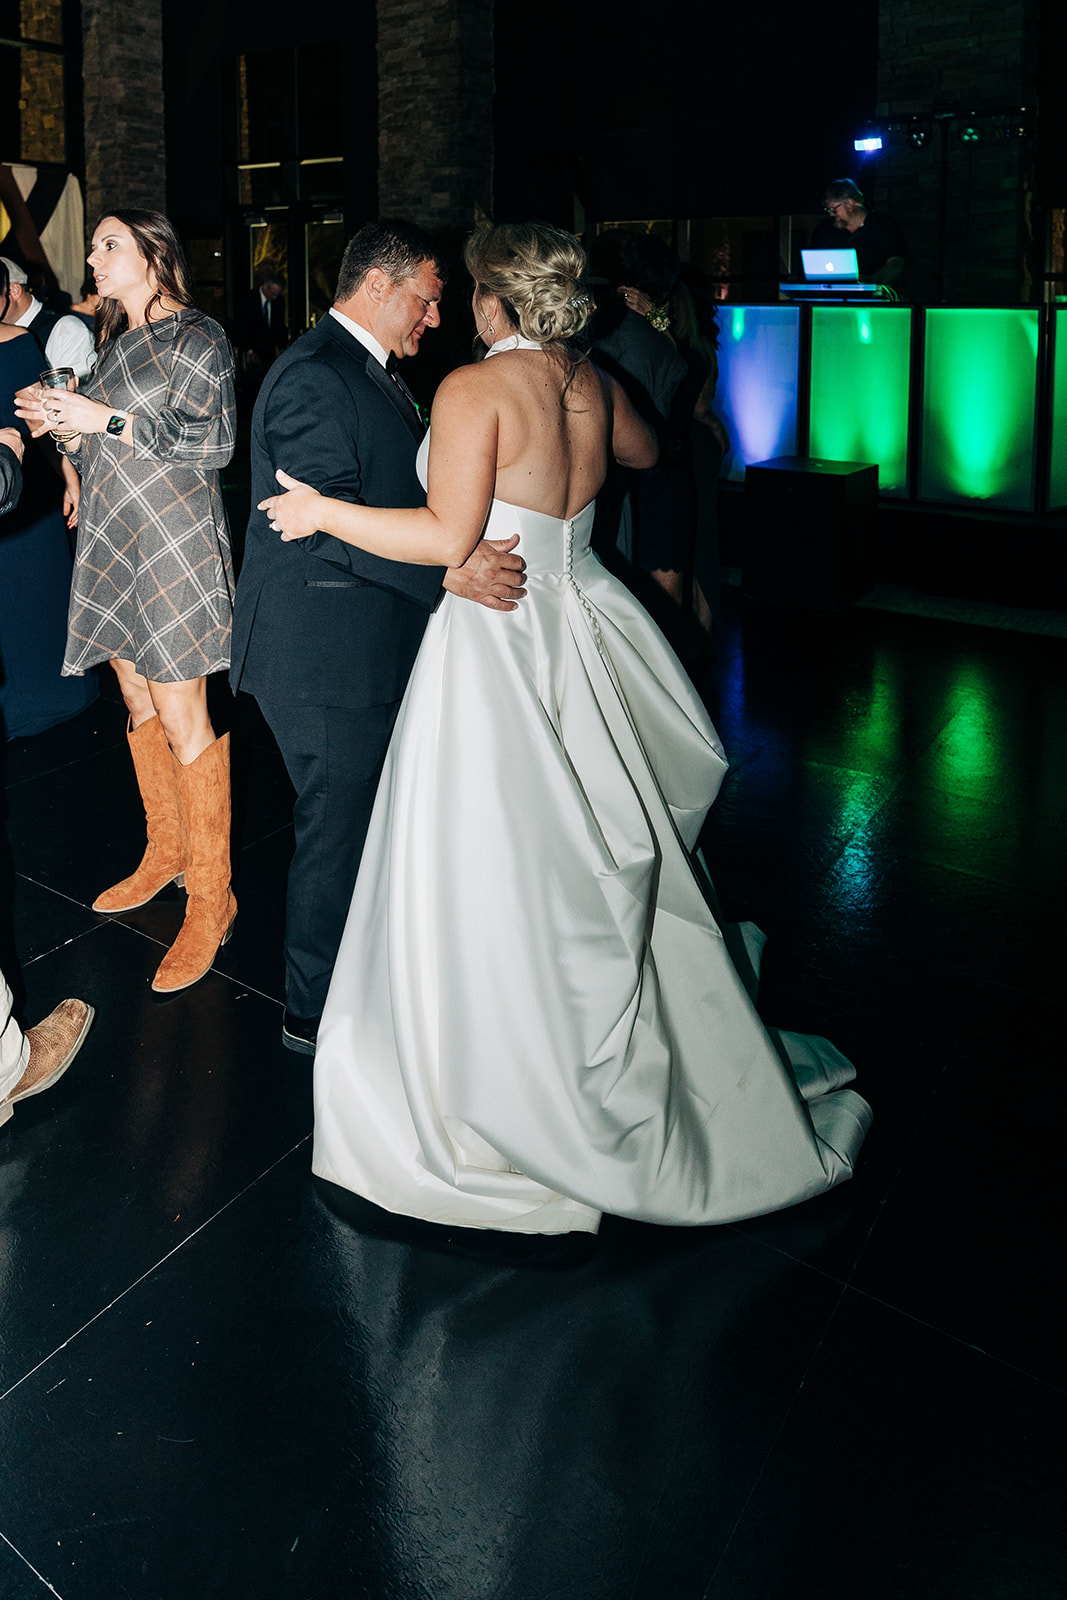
[464, 222, 593, 351]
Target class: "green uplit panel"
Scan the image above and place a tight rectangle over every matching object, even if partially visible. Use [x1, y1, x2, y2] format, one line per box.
[1049, 308, 1067, 510]
[920, 309, 1038, 509]
[809, 307, 911, 496]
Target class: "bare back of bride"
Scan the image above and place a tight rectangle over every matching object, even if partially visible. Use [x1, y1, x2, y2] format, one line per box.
[262, 222, 872, 1240]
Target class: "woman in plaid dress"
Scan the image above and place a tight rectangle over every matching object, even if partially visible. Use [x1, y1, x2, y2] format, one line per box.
[18, 211, 237, 993]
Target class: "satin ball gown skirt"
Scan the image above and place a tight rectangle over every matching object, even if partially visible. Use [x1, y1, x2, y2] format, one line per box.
[313, 498, 871, 1235]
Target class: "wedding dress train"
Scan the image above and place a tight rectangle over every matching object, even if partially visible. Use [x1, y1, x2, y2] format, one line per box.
[313, 418, 871, 1235]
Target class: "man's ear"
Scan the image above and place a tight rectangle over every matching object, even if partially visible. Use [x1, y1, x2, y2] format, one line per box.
[364, 268, 390, 304]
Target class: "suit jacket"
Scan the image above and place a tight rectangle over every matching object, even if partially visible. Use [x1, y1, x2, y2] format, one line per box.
[234, 288, 288, 367]
[0, 441, 23, 516]
[230, 315, 444, 709]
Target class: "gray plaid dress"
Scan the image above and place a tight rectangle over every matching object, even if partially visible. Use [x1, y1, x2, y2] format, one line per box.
[62, 310, 236, 682]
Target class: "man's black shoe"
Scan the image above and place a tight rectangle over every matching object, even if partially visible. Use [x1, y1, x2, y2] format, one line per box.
[282, 1009, 320, 1055]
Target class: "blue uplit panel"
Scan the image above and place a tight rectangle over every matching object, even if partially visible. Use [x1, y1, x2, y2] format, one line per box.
[920, 309, 1038, 510]
[809, 306, 912, 496]
[715, 306, 799, 482]
[1049, 308, 1067, 511]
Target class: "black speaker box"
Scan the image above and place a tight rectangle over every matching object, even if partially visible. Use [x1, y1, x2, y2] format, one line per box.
[743, 456, 877, 609]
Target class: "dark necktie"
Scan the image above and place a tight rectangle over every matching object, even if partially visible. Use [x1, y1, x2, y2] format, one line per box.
[385, 354, 424, 430]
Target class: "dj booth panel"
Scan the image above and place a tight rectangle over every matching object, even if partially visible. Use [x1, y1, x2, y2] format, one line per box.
[809, 306, 912, 497]
[715, 306, 799, 482]
[1048, 307, 1067, 511]
[919, 309, 1039, 511]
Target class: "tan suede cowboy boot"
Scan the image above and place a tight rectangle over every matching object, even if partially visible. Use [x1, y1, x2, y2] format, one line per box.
[150, 734, 237, 993]
[93, 716, 189, 912]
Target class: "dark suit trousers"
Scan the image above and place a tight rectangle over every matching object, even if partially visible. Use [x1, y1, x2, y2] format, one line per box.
[257, 696, 403, 1019]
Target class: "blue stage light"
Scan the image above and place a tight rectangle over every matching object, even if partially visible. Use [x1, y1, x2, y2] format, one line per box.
[854, 136, 883, 152]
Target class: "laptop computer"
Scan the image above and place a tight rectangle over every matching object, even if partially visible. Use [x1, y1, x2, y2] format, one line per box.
[800, 247, 861, 283]
[779, 247, 882, 299]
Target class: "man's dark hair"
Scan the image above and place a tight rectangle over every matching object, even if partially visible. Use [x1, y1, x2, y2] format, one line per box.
[334, 218, 448, 302]
[259, 273, 285, 291]
[823, 178, 864, 206]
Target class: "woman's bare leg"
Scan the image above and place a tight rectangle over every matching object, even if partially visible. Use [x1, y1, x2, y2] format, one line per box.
[146, 677, 215, 766]
[109, 662, 215, 764]
[649, 568, 685, 608]
[691, 579, 713, 636]
[109, 658, 156, 730]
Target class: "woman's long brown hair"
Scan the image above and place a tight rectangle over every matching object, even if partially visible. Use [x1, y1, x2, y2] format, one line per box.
[93, 210, 195, 346]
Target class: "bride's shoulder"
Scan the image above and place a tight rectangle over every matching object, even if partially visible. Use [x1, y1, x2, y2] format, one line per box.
[433, 359, 499, 409]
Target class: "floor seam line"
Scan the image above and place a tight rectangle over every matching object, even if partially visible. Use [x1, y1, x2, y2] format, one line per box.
[0, 1136, 311, 1406]
[842, 1283, 1067, 1394]
[0, 1528, 67, 1598]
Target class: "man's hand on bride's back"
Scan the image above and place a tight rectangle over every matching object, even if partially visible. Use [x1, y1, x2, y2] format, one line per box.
[442, 535, 527, 612]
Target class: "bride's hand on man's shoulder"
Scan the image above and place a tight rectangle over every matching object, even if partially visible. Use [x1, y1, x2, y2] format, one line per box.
[259, 469, 322, 540]
[442, 534, 527, 612]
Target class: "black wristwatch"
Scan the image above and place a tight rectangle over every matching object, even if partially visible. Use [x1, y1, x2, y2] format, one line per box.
[106, 412, 127, 437]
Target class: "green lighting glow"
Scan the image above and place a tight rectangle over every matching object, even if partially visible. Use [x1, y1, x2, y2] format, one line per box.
[1049, 308, 1067, 509]
[822, 657, 903, 903]
[842, 653, 903, 769]
[809, 307, 911, 495]
[932, 662, 1004, 796]
[920, 309, 1038, 509]
[732, 309, 746, 341]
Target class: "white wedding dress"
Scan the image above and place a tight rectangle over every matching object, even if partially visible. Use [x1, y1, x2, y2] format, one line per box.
[312, 338, 871, 1235]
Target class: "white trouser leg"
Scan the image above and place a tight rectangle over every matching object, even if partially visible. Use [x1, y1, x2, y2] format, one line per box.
[1, 967, 30, 1099]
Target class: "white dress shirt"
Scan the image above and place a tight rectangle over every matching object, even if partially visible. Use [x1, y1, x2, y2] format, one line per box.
[18, 298, 96, 378]
[328, 306, 388, 369]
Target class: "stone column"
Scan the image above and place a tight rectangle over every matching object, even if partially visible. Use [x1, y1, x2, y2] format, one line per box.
[81, 0, 166, 222]
[875, 0, 1040, 302]
[377, 0, 493, 231]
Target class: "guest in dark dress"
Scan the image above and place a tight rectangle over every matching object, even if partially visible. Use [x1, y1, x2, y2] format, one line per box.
[670, 266, 729, 651]
[589, 231, 689, 638]
[0, 321, 97, 740]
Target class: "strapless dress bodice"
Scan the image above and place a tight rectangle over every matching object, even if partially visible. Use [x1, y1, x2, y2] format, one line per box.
[483, 498, 597, 577]
[414, 429, 596, 577]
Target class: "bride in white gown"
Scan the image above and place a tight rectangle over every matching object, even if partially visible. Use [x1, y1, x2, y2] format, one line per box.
[260, 222, 871, 1237]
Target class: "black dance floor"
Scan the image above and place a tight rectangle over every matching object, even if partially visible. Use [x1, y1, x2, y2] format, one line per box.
[1, 588, 1064, 1599]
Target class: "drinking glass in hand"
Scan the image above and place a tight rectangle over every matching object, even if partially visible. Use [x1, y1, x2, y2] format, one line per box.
[39, 368, 78, 444]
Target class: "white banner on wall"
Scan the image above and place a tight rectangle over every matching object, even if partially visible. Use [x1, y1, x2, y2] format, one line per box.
[0, 166, 86, 298]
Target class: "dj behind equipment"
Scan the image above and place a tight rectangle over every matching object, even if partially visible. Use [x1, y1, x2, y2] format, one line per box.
[781, 249, 896, 302]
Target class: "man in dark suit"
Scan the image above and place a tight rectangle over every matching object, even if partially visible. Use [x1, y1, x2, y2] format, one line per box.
[233, 273, 288, 370]
[230, 220, 525, 1054]
[0, 426, 24, 515]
